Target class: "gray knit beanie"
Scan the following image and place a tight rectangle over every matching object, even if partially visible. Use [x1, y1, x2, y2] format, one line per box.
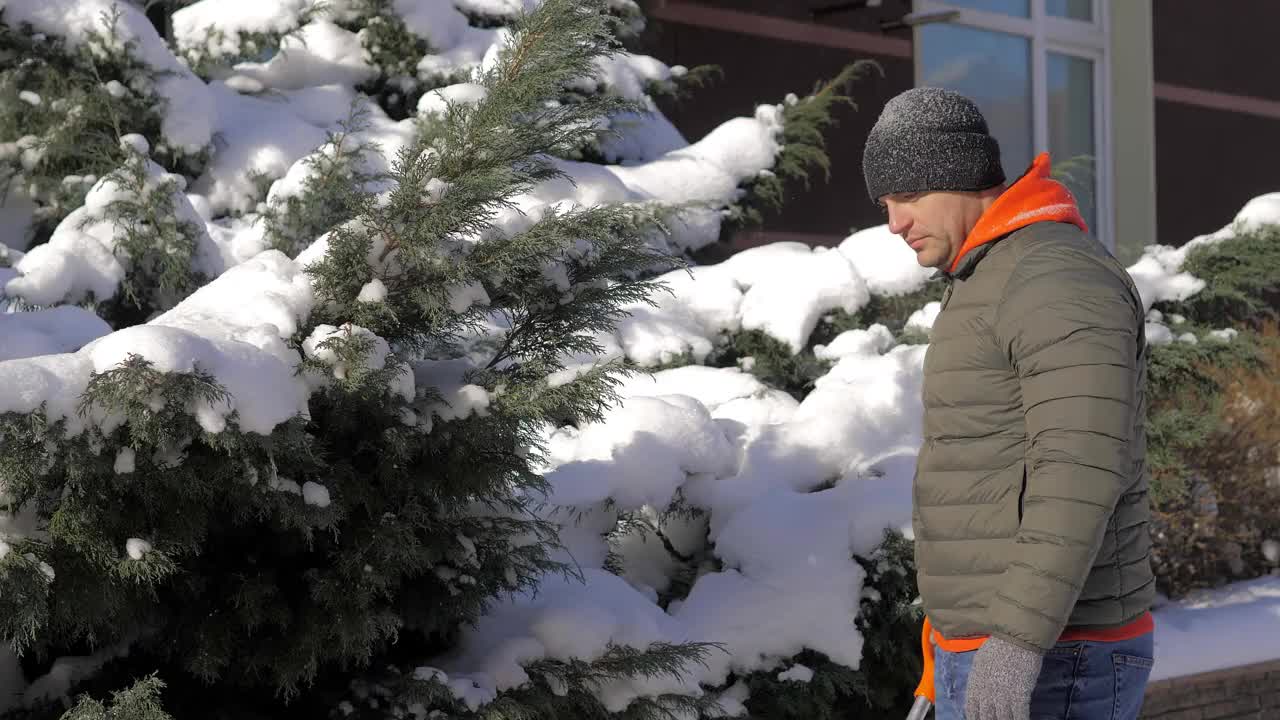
[862, 87, 1005, 203]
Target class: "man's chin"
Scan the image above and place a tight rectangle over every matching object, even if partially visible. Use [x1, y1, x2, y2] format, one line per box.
[914, 252, 945, 269]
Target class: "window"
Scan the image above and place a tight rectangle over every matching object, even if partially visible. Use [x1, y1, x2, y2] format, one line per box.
[915, 0, 1110, 249]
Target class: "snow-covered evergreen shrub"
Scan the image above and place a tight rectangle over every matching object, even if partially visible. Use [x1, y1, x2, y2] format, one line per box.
[1132, 196, 1280, 597]
[0, 0, 882, 717]
[0, 3, 210, 246]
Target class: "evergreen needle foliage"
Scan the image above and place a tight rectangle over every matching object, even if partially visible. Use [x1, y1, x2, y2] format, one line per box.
[177, 3, 331, 79]
[1158, 223, 1280, 329]
[260, 100, 385, 258]
[0, 6, 206, 246]
[730, 60, 882, 227]
[52, 675, 173, 720]
[0, 1, 728, 718]
[92, 141, 208, 327]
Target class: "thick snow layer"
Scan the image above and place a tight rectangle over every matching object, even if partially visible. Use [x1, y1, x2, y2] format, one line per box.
[1126, 244, 1207, 314]
[721, 243, 870, 353]
[837, 225, 935, 297]
[0, 0, 214, 153]
[0, 307, 112, 362]
[172, 0, 313, 58]
[194, 83, 415, 220]
[597, 99, 690, 165]
[436, 322, 923, 705]
[20, 642, 131, 707]
[813, 324, 895, 362]
[1126, 192, 1280, 312]
[302, 481, 331, 507]
[125, 538, 152, 560]
[904, 302, 940, 335]
[395, 0, 471, 51]
[417, 83, 489, 116]
[1151, 575, 1280, 681]
[576, 53, 672, 102]
[542, 395, 737, 509]
[230, 20, 376, 91]
[614, 366, 792, 417]
[0, 251, 313, 436]
[431, 569, 703, 712]
[190, 83, 334, 215]
[610, 104, 783, 213]
[5, 147, 225, 307]
[610, 264, 742, 366]
[430, 99, 786, 257]
[452, 0, 540, 18]
[606, 240, 880, 366]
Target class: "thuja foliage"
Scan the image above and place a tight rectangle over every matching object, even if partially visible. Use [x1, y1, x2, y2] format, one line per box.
[0, 2, 724, 719]
[1157, 222, 1280, 329]
[1144, 224, 1280, 504]
[730, 60, 882, 227]
[91, 140, 209, 327]
[259, 100, 384, 258]
[328, 0, 655, 121]
[1140, 221, 1280, 596]
[340, 642, 723, 720]
[61, 676, 174, 720]
[0, 7, 206, 246]
[176, 2, 331, 78]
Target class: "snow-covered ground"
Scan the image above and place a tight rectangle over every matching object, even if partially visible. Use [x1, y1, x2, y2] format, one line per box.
[2, 0, 1279, 710]
[1150, 574, 1280, 682]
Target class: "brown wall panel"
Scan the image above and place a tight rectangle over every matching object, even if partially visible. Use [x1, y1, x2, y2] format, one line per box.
[1154, 99, 1280, 243]
[1153, 1, 1280, 102]
[632, 2, 916, 249]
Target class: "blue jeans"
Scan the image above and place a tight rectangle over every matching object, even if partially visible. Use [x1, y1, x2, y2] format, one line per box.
[933, 633, 1155, 720]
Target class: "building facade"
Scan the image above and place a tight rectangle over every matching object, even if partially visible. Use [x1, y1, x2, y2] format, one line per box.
[636, 0, 1280, 265]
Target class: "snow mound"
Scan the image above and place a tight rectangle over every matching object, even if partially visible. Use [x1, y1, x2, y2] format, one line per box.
[5, 147, 225, 307]
[0, 251, 314, 436]
[437, 319, 924, 704]
[0, 307, 112, 362]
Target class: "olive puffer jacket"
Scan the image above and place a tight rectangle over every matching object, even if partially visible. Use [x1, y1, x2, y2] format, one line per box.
[913, 156, 1155, 652]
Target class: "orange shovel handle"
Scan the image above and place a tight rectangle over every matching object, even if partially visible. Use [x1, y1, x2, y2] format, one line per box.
[914, 615, 936, 704]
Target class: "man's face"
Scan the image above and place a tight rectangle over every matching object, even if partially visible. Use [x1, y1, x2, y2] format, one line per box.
[881, 190, 983, 270]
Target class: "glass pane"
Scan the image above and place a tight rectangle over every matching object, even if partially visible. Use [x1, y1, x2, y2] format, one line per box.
[919, 24, 1033, 181]
[1046, 0, 1093, 21]
[938, 0, 1030, 17]
[1047, 52, 1096, 231]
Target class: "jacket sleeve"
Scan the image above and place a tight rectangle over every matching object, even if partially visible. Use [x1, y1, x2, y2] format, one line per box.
[991, 246, 1142, 652]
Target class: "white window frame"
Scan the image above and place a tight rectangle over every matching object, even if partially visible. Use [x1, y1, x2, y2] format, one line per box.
[912, 0, 1114, 251]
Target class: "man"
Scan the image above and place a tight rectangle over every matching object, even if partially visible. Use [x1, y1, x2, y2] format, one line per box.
[861, 87, 1156, 720]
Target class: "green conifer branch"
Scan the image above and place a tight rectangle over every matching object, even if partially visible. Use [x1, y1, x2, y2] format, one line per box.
[728, 59, 883, 227]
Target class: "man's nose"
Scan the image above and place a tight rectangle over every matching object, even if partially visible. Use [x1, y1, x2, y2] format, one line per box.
[886, 204, 911, 236]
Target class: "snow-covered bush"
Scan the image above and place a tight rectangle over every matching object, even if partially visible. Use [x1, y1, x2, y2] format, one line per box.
[434, 193, 1278, 718]
[0, 1, 212, 247]
[1133, 196, 1280, 597]
[3, 0, 1271, 713]
[0, 0, 880, 718]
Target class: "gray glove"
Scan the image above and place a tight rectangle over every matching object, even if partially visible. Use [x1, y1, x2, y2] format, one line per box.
[964, 636, 1044, 720]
